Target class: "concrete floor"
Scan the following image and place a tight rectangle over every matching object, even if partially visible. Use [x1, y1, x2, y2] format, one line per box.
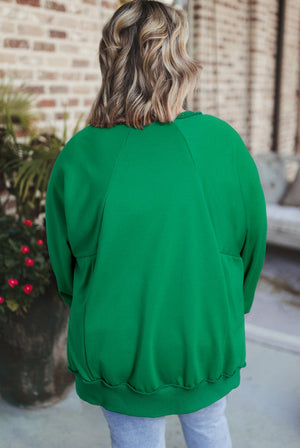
[0, 244, 299, 448]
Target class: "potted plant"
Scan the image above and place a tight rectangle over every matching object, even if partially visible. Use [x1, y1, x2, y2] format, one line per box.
[0, 79, 84, 407]
[0, 214, 75, 407]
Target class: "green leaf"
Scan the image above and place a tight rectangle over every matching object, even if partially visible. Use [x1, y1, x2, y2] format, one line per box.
[6, 299, 20, 311]
[7, 238, 19, 252]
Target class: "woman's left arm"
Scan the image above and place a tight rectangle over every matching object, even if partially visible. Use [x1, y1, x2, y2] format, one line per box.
[45, 150, 75, 307]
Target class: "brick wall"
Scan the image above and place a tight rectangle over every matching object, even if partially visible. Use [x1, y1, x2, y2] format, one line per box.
[248, 0, 278, 156]
[191, 0, 300, 156]
[279, 0, 300, 155]
[0, 0, 117, 140]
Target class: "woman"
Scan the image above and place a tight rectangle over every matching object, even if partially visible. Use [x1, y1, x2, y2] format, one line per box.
[45, 0, 268, 447]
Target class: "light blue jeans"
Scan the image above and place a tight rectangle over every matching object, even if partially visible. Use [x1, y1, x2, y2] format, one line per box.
[101, 396, 232, 448]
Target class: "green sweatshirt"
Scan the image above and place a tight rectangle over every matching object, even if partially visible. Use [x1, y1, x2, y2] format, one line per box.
[45, 110, 267, 417]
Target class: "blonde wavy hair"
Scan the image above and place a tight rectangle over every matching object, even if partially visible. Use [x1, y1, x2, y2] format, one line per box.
[86, 0, 203, 130]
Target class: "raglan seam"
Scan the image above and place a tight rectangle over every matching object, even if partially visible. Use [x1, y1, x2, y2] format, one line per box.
[93, 126, 133, 256]
[172, 121, 198, 167]
[68, 128, 132, 259]
[172, 120, 224, 255]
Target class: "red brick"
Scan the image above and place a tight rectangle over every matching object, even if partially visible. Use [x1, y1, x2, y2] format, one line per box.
[36, 99, 56, 107]
[23, 85, 45, 94]
[0, 53, 16, 63]
[65, 98, 79, 106]
[55, 112, 69, 120]
[62, 72, 81, 80]
[49, 85, 68, 94]
[34, 42, 55, 52]
[6, 69, 33, 79]
[219, 1, 238, 9]
[84, 98, 94, 106]
[16, 0, 40, 6]
[37, 71, 58, 80]
[49, 29, 67, 39]
[72, 59, 89, 67]
[84, 73, 99, 81]
[4, 39, 29, 49]
[102, 0, 115, 9]
[45, 1, 66, 12]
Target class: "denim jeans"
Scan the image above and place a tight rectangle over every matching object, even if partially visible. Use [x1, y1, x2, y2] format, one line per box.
[100, 395, 232, 448]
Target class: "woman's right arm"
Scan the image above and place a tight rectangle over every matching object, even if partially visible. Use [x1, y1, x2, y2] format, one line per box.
[235, 135, 268, 314]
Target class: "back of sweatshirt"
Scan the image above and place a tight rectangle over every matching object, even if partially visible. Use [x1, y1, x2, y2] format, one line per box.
[45, 110, 268, 417]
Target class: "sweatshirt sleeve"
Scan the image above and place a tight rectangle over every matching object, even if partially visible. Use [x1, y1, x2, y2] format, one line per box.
[45, 149, 75, 307]
[235, 134, 268, 314]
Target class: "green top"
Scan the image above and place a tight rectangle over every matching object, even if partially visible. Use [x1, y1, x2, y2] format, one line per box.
[45, 110, 267, 417]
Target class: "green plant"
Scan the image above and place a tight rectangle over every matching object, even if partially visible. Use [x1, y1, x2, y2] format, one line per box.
[0, 76, 39, 134]
[0, 79, 85, 322]
[0, 78, 85, 222]
[0, 214, 56, 323]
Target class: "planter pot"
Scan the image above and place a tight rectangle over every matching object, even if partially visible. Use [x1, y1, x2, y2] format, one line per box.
[0, 280, 74, 408]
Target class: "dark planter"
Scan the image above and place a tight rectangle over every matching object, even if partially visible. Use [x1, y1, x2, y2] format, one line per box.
[0, 280, 74, 408]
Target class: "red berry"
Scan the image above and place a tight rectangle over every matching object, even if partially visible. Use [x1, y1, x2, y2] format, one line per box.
[8, 278, 18, 287]
[37, 239, 43, 245]
[0, 297, 4, 304]
[25, 258, 34, 266]
[24, 219, 32, 226]
[21, 245, 30, 254]
[23, 284, 33, 294]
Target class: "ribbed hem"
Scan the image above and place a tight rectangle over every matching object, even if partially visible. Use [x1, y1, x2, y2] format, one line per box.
[69, 364, 245, 417]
